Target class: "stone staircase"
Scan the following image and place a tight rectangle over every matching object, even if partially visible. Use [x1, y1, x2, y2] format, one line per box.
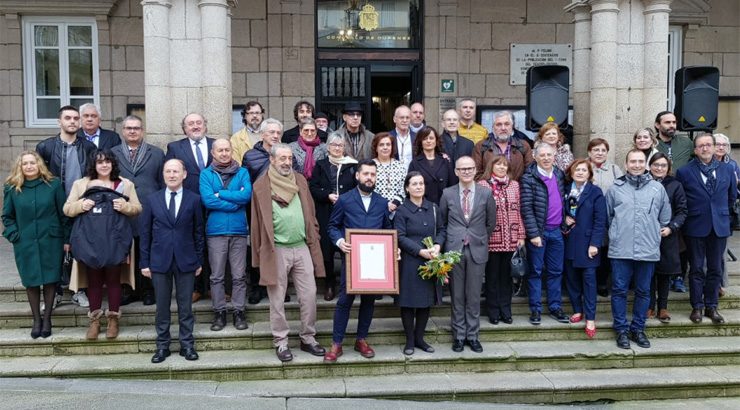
[1, 266, 740, 404]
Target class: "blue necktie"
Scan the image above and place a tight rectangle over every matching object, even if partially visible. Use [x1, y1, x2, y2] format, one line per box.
[194, 140, 206, 170]
[169, 192, 177, 220]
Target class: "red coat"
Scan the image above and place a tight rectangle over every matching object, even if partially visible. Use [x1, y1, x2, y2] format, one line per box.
[478, 178, 526, 252]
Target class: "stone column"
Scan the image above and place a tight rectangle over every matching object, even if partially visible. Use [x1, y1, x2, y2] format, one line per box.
[642, 0, 672, 125]
[565, 1, 592, 157]
[199, 0, 232, 139]
[588, 0, 620, 160]
[141, 0, 173, 145]
[169, 0, 203, 133]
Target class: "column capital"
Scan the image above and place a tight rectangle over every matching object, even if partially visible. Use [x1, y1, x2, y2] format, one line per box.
[642, 0, 672, 15]
[589, 0, 619, 14]
[141, 0, 172, 7]
[565, 0, 592, 21]
[198, 0, 230, 9]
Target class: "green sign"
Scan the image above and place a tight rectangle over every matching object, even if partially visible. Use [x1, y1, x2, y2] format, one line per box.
[441, 79, 455, 93]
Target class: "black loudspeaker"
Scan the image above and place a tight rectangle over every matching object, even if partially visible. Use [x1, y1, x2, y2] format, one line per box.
[674, 66, 719, 131]
[526, 65, 569, 131]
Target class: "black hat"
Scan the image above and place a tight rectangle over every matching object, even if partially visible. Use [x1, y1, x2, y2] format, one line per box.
[314, 111, 328, 120]
[342, 103, 363, 114]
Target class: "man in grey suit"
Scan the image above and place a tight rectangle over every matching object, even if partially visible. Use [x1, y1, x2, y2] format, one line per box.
[111, 115, 165, 305]
[439, 156, 496, 353]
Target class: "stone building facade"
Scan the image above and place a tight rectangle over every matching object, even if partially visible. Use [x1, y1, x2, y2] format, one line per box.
[0, 0, 737, 171]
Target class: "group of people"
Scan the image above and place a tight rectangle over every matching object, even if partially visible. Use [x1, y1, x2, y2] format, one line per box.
[1, 99, 735, 365]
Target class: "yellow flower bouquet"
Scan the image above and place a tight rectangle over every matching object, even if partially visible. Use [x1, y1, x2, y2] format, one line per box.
[417, 236, 462, 286]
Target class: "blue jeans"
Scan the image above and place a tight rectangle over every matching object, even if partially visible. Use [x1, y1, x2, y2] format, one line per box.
[611, 259, 654, 334]
[526, 228, 564, 313]
[332, 257, 376, 344]
[565, 260, 597, 320]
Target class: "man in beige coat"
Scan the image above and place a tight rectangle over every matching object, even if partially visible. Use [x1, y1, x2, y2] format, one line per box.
[250, 143, 326, 362]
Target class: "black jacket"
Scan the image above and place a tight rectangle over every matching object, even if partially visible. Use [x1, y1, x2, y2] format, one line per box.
[36, 135, 97, 187]
[309, 158, 357, 237]
[520, 162, 567, 239]
[242, 141, 270, 183]
[441, 131, 474, 165]
[407, 154, 455, 204]
[76, 128, 121, 151]
[282, 125, 328, 144]
[656, 176, 687, 275]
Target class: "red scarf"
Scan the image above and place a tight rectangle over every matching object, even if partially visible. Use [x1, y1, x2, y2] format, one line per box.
[298, 136, 321, 179]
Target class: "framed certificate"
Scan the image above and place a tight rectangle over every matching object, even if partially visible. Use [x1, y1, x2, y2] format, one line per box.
[345, 229, 399, 295]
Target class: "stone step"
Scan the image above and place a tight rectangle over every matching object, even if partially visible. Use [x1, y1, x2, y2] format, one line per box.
[2, 286, 738, 329]
[0, 337, 739, 383]
[1, 308, 738, 357]
[2, 371, 740, 406]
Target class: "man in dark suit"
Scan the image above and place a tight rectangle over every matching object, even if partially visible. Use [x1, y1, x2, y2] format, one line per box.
[389, 105, 416, 169]
[324, 159, 392, 363]
[676, 133, 737, 325]
[165, 112, 215, 302]
[140, 159, 204, 363]
[282, 100, 328, 144]
[441, 109, 474, 165]
[440, 156, 496, 353]
[165, 112, 215, 195]
[77, 103, 121, 150]
[112, 115, 165, 306]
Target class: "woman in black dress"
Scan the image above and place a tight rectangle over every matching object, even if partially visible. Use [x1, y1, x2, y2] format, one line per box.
[407, 126, 455, 204]
[309, 132, 358, 300]
[394, 171, 445, 355]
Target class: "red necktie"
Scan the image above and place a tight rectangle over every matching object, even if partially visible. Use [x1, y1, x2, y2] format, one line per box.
[462, 188, 471, 220]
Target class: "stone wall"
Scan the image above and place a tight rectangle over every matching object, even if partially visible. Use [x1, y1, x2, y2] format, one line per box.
[421, 0, 574, 130]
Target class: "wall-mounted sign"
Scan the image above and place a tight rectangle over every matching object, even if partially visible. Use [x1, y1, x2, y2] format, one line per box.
[441, 79, 455, 93]
[509, 44, 573, 85]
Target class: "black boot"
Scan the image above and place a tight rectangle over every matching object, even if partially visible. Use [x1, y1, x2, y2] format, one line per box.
[233, 310, 248, 330]
[210, 310, 227, 331]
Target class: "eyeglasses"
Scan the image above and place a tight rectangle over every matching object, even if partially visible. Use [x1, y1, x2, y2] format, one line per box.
[123, 126, 142, 132]
[696, 143, 714, 150]
[246, 111, 263, 115]
[716, 143, 729, 147]
[329, 143, 345, 148]
[650, 163, 669, 169]
[345, 112, 362, 118]
[456, 167, 476, 173]
[302, 129, 317, 134]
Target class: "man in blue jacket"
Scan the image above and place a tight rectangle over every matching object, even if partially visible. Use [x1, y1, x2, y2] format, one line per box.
[200, 139, 253, 332]
[677, 133, 737, 325]
[140, 159, 205, 363]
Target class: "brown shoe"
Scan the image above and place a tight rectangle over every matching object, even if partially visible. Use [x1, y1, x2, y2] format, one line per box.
[86, 309, 104, 340]
[354, 339, 375, 358]
[324, 343, 343, 363]
[690, 308, 703, 323]
[646, 309, 655, 319]
[658, 309, 671, 323]
[105, 310, 120, 339]
[192, 291, 202, 303]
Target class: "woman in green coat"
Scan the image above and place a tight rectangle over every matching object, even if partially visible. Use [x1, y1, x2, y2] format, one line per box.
[2, 151, 69, 338]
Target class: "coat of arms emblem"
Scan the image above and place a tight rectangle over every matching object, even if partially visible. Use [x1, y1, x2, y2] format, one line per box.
[358, 4, 379, 31]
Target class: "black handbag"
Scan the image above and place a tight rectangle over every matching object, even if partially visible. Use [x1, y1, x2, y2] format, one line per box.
[510, 245, 528, 279]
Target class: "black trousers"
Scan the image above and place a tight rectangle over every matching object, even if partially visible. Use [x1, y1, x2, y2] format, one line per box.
[485, 251, 514, 320]
[152, 261, 195, 350]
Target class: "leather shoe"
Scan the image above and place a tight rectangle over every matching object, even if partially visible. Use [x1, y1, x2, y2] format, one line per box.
[690, 308, 703, 323]
[142, 292, 156, 306]
[151, 348, 171, 363]
[489, 317, 499, 325]
[233, 310, 248, 330]
[324, 287, 335, 301]
[467, 339, 483, 353]
[451, 339, 464, 352]
[300, 342, 326, 356]
[705, 307, 725, 324]
[500, 315, 513, 324]
[616, 332, 630, 349]
[549, 309, 569, 323]
[191, 291, 202, 303]
[354, 339, 375, 358]
[276, 345, 293, 362]
[529, 311, 541, 325]
[179, 347, 199, 361]
[323, 343, 343, 363]
[629, 331, 651, 348]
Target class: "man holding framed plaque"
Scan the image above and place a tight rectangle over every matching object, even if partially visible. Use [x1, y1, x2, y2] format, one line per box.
[325, 159, 392, 363]
[439, 156, 497, 353]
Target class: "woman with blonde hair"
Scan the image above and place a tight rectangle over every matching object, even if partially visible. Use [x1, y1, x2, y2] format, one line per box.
[535, 122, 573, 172]
[633, 128, 659, 164]
[2, 151, 69, 338]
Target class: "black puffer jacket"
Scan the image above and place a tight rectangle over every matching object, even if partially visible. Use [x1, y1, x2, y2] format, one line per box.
[520, 162, 566, 239]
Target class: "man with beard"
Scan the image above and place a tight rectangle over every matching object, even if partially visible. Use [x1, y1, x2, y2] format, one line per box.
[324, 160, 392, 363]
[200, 139, 252, 331]
[282, 101, 328, 144]
[314, 112, 333, 134]
[677, 133, 736, 325]
[655, 111, 693, 171]
[250, 144, 326, 362]
[472, 111, 533, 180]
[231, 101, 265, 163]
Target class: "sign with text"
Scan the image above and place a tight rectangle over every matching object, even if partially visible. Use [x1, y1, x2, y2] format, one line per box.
[510, 44, 572, 85]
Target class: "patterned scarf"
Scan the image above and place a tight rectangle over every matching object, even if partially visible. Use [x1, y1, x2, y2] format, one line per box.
[698, 158, 720, 194]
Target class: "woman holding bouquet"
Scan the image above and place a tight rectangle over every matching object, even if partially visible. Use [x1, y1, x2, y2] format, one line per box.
[478, 156, 525, 324]
[394, 171, 445, 355]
